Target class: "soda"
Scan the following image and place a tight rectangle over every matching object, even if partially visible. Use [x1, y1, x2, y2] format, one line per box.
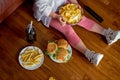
[26, 21, 36, 43]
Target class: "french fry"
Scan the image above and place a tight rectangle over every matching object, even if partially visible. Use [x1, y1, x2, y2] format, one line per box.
[20, 47, 43, 67]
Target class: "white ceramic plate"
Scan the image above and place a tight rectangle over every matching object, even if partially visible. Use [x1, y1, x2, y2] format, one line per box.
[49, 45, 72, 63]
[18, 46, 44, 70]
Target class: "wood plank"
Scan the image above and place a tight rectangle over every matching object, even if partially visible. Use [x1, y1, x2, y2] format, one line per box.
[0, 0, 120, 80]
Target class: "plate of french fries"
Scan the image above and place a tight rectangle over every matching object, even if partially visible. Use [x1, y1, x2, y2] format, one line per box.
[59, 3, 83, 25]
[18, 46, 44, 70]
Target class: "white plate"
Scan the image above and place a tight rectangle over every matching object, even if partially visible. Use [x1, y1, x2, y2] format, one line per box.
[49, 45, 72, 63]
[18, 46, 44, 70]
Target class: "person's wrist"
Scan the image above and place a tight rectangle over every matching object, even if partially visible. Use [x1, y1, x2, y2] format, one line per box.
[72, 2, 79, 5]
[53, 13, 58, 19]
[56, 15, 61, 21]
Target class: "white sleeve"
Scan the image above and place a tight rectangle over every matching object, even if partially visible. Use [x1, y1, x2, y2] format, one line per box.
[33, 0, 52, 21]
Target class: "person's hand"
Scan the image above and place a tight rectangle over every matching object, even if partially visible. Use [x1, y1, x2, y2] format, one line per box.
[49, 12, 66, 26]
[75, 3, 84, 14]
[56, 15, 66, 26]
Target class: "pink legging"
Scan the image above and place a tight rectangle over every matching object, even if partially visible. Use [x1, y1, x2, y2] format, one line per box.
[50, 16, 96, 48]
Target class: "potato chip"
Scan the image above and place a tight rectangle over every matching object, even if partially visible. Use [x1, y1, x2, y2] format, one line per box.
[59, 4, 82, 24]
[49, 77, 56, 80]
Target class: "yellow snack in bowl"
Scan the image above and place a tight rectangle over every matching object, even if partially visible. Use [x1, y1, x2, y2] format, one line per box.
[59, 4, 82, 24]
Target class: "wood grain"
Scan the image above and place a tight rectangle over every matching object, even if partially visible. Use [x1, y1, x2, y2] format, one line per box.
[0, 0, 120, 80]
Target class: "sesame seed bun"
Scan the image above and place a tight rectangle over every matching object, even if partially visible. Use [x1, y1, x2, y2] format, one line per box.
[57, 39, 68, 49]
[56, 48, 68, 61]
[47, 42, 58, 54]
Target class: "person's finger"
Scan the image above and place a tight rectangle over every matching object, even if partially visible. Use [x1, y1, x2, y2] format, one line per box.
[59, 17, 66, 26]
[75, 4, 84, 14]
[78, 5, 84, 14]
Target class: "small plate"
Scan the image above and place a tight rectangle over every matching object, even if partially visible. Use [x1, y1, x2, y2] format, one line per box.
[18, 46, 44, 70]
[49, 45, 72, 63]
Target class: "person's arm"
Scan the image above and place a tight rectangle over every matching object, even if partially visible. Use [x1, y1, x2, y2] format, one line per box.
[69, 0, 79, 4]
[49, 12, 59, 19]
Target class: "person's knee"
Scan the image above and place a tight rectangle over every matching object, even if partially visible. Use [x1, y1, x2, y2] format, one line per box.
[63, 27, 75, 36]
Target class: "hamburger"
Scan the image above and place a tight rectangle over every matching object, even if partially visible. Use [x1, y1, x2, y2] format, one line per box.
[56, 39, 68, 49]
[55, 48, 69, 61]
[47, 42, 58, 54]
[46, 39, 72, 63]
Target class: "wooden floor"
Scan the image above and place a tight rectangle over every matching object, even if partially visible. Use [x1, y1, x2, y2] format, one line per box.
[0, 0, 120, 80]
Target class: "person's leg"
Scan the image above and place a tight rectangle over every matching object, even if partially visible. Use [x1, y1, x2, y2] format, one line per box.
[50, 18, 104, 66]
[77, 16, 104, 34]
[50, 18, 87, 54]
[77, 16, 120, 45]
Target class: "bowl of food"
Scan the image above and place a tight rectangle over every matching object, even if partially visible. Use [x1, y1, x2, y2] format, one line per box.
[59, 3, 83, 25]
[18, 46, 44, 70]
[45, 39, 72, 63]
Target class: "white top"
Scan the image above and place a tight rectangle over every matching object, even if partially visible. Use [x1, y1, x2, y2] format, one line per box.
[33, 0, 67, 27]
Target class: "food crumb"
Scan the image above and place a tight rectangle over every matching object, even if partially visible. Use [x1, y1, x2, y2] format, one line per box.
[49, 76, 56, 80]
